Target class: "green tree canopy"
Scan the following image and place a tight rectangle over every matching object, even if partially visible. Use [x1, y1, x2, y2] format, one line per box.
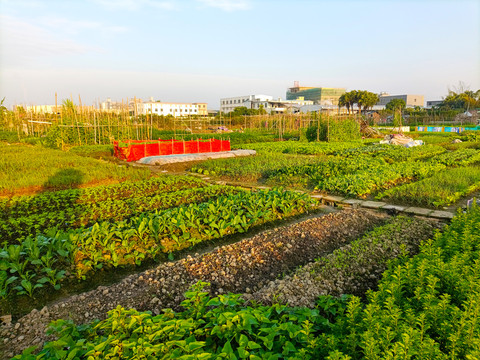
[357, 90, 379, 111]
[440, 89, 480, 110]
[385, 98, 406, 112]
[339, 90, 379, 113]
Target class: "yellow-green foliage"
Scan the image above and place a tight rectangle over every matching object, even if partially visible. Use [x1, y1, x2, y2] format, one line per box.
[0, 143, 151, 194]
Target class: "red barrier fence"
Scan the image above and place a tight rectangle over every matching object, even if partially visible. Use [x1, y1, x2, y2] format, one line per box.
[113, 139, 231, 162]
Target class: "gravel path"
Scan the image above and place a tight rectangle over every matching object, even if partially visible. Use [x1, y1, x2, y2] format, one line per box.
[0, 208, 387, 359]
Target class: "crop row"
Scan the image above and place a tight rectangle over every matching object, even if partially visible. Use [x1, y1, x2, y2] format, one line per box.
[237, 140, 374, 155]
[378, 165, 480, 207]
[0, 189, 316, 300]
[316, 160, 447, 197]
[254, 215, 439, 307]
[0, 185, 239, 244]
[427, 147, 480, 167]
[0, 175, 206, 218]
[17, 206, 480, 359]
[190, 153, 320, 181]
[336, 143, 446, 162]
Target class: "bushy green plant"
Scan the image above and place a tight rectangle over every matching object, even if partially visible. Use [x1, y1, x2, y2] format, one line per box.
[305, 117, 360, 142]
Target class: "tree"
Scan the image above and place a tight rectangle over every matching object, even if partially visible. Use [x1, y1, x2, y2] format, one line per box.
[441, 89, 479, 110]
[338, 91, 357, 114]
[339, 90, 378, 114]
[385, 99, 406, 112]
[357, 91, 379, 112]
[338, 94, 348, 113]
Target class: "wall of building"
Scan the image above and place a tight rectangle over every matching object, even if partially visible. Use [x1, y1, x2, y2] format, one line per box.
[286, 86, 345, 105]
[220, 95, 273, 113]
[378, 94, 424, 108]
[137, 102, 207, 117]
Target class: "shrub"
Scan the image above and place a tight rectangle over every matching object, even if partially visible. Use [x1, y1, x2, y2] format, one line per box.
[306, 117, 360, 142]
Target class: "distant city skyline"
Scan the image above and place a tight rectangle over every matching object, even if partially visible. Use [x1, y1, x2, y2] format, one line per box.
[1, 0, 479, 109]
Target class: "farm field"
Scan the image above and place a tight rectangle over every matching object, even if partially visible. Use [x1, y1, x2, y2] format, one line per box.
[1, 131, 480, 359]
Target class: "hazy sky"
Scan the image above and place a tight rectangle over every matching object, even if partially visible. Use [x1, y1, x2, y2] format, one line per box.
[1, 0, 479, 109]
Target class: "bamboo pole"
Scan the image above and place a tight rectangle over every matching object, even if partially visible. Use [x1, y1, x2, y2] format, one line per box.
[72, 94, 82, 145]
[79, 94, 88, 145]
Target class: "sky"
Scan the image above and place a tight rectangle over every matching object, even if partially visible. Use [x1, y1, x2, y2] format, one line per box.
[1, 0, 479, 109]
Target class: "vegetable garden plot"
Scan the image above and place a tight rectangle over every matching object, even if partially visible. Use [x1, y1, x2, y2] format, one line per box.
[1, 209, 387, 357]
[0, 184, 237, 244]
[0, 189, 316, 302]
[9, 207, 480, 360]
[0, 175, 206, 217]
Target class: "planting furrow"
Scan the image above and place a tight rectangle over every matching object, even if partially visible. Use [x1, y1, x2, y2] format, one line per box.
[253, 216, 441, 307]
[0, 209, 386, 358]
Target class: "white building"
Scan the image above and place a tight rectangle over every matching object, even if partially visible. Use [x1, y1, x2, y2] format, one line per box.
[135, 102, 208, 117]
[220, 94, 313, 114]
[220, 94, 273, 113]
[377, 93, 425, 108]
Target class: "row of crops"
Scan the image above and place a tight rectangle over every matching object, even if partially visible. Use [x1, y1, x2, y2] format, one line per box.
[191, 140, 480, 207]
[0, 176, 317, 301]
[14, 205, 480, 359]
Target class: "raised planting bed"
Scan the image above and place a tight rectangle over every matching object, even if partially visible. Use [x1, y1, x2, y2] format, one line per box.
[378, 165, 480, 207]
[0, 176, 220, 242]
[253, 215, 442, 307]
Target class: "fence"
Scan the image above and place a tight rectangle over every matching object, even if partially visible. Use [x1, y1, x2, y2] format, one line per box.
[415, 126, 465, 133]
[114, 138, 231, 162]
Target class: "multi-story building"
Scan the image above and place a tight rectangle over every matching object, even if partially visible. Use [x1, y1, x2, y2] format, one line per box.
[250, 98, 314, 114]
[220, 94, 273, 113]
[220, 94, 313, 114]
[135, 101, 208, 117]
[195, 103, 208, 116]
[377, 93, 425, 108]
[286, 81, 346, 105]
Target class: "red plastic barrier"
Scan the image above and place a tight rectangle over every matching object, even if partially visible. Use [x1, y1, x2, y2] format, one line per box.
[114, 139, 231, 162]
